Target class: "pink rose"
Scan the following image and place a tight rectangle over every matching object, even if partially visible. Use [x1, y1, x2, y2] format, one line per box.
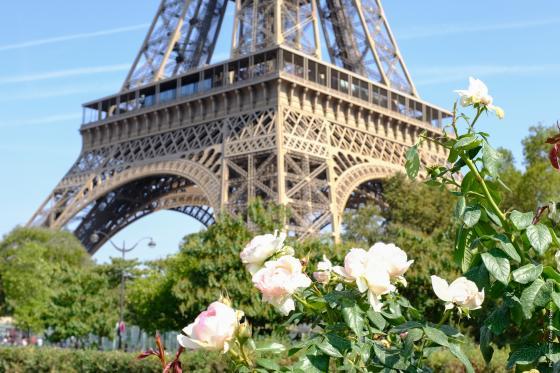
[176, 301, 240, 352]
[313, 255, 332, 284]
[252, 256, 312, 315]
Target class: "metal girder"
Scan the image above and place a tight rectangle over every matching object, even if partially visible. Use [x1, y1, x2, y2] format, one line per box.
[318, 0, 416, 96]
[71, 174, 214, 253]
[122, 0, 229, 90]
[231, 0, 322, 58]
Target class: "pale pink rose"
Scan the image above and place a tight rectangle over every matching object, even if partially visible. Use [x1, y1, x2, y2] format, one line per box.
[368, 242, 414, 281]
[431, 275, 484, 311]
[240, 232, 286, 274]
[313, 255, 332, 284]
[252, 255, 311, 315]
[177, 301, 240, 352]
[334, 248, 368, 280]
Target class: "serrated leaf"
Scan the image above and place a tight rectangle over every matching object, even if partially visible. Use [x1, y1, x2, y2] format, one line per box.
[485, 305, 509, 335]
[482, 141, 502, 177]
[405, 145, 420, 180]
[510, 210, 534, 230]
[342, 302, 364, 337]
[496, 241, 521, 263]
[256, 358, 281, 371]
[526, 224, 552, 255]
[449, 343, 475, 373]
[512, 264, 543, 284]
[423, 326, 449, 347]
[534, 280, 554, 307]
[520, 279, 545, 319]
[453, 134, 480, 151]
[552, 292, 560, 309]
[367, 309, 386, 330]
[481, 252, 510, 285]
[462, 205, 482, 228]
[455, 196, 466, 219]
[506, 345, 543, 369]
[317, 338, 343, 358]
[480, 326, 494, 364]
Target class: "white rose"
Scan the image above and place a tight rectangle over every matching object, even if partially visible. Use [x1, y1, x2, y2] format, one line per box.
[431, 275, 484, 311]
[363, 260, 396, 311]
[333, 248, 396, 311]
[252, 255, 312, 315]
[240, 232, 286, 274]
[455, 77, 504, 119]
[177, 301, 240, 352]
[368, 242, 414, 282]
[455, 77, 493, 107]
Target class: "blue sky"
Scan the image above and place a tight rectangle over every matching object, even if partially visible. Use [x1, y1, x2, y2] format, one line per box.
[0, 1, 559, 263]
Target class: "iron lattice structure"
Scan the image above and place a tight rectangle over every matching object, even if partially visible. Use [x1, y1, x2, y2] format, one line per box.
[29, 0, 450, 253]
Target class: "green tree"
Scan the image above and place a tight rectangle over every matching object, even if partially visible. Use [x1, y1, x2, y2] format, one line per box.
[43, 267, 118, 344]
[126, 200, 288, 332]
[0, 227, 90, 333]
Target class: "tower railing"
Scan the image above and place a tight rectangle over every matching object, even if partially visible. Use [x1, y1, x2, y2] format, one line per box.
[82, 46, 450, 129]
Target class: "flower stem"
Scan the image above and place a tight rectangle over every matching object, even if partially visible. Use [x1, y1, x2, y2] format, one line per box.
[463, 157, 507, 224]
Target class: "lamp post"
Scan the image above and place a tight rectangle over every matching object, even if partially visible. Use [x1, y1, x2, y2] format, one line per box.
[90, 232, 156, 350]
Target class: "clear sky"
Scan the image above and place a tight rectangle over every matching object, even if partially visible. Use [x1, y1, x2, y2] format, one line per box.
[0, 1, 559, 263]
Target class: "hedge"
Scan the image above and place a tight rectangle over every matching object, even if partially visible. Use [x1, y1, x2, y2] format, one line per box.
[0, 341, 508, 372]
[0, 347, 226, 373]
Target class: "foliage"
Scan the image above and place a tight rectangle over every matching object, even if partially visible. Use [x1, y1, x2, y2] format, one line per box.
[406, 97, 560, 370]
[0, 347, 226, 373]
[43, 267, 118, 343]
[0, 227, 91, 332]
[343, 174, 459, 317]
[127, 199, 288, 333]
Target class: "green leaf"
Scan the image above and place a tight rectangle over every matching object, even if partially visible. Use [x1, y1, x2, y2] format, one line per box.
[449, 343, 475, 373]
[512, 264, 543, 284]
[454, 226, 473, 272]
[534, 280, 554, 307]
[256, 358, 281, 371]
[552, 292, 560, 310]
[520, 279, 545, 319]
[367, 309, 387, 330]
[482, 141, 502, 177]
[454, 134, 480, 151]
[462, 205, 482, 228]
[317, 338, 343, 358]
[526, 224, 552, 255]
[543, 266, 560, 283]
[342, 302, 364, 337]
[481, 252, 510, 285]
[455, 196, 466, 219]
[496, 241, 521, 263]
[480, 326, 494, 364]
[485, 305, 509, 335]
[325, 333, 351, 354]
[506, 345, 543, 369]
[255, 342, 286, 354]
[423, 326, 449, 347]
[510, 210, 534, 230]
[405, 145, 420, 180]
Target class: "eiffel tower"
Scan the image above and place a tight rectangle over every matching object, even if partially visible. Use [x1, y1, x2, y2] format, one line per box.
[28, 0, 450, 253]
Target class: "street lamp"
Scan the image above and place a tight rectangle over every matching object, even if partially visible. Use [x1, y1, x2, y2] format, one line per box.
[90, 232, 156, 350]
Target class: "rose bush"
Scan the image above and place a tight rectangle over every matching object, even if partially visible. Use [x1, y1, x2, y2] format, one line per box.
[141, 77, 560, 372]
